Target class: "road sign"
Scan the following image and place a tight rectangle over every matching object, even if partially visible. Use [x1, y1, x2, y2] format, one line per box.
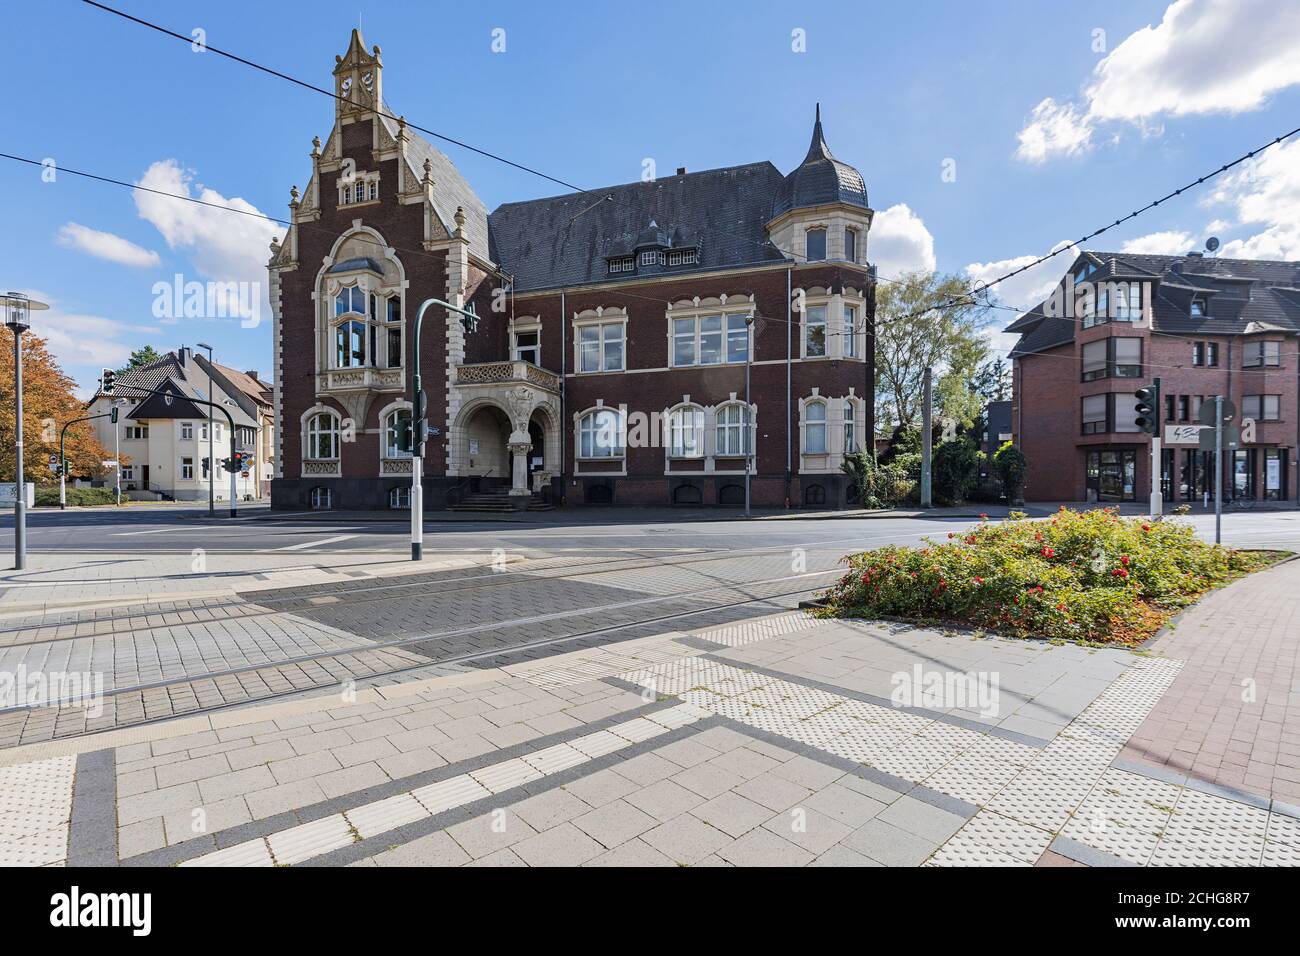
[1200, 426, 1240, 452]
[1198, 398, 1235, 426]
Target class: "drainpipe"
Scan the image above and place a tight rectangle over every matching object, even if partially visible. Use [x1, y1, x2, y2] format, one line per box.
[785, 264, 793, 507]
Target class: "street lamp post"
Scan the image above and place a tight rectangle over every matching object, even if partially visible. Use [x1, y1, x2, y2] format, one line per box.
[410, 297, 478, 561]
[744, 314, 755, 518]
[4, 292, 50, 571]
[197, 342, 215, 516]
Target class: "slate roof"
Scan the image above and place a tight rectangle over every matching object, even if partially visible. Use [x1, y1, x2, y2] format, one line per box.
[378, 106, 490, 262]
[488, 162, 791, 293]
[771, 105, 870, 218]
[1007, 251, 1300, 356]
[105, 351, 258, 428]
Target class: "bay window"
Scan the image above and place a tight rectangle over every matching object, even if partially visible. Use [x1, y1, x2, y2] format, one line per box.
[805, 401, 827, 453]
[804, 305, 827, 357]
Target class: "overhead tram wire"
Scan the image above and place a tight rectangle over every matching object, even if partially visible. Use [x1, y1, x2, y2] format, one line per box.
[54, 3, 1300, 355]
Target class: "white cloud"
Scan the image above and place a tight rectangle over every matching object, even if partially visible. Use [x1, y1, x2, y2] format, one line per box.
[56, 222, 159, 268]
[133, 160, 282, 317]
[869, 203, 937, 279]
[964, 240, 1079, 312]
[1119, 230, 1197, 254]
[1203, 136, 1300, 260]
[1015, 98, 1093, 164]
[1016, 0, 1300, 161]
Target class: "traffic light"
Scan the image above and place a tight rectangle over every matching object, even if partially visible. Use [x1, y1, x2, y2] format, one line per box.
[413, 390, 428, 457]
[1134, 383, 1160, 434]
[101, 368, 116, 394]
[222, 456, 238, 474]
[202, 457, 210, 478]
[110, 406, 119, 424]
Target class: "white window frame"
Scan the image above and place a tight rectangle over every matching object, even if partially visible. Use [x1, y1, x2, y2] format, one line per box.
[383, 408, 413, 459]
[180, 457, 195, 481]
[306, 412, 341, 461]
[843, 399, 858, 454]
[180, 421, 193, 441]
[310, 486, 333, 510]
[804, 400, 827, 454]
[574, 315, 626, 374]
[511, 319, 542, 365]
[844, 305, 859, 359]
[804, 304, 828, 358]
[389, 486, 411, 509]
[577, 407, 625, 460]
[715, 402, 753, 458]
[667, 404, 705, 459]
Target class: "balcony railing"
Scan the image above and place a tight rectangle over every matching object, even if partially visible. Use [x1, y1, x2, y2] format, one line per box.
[319, 367, 405, 392]
[456, 360, 561, 392]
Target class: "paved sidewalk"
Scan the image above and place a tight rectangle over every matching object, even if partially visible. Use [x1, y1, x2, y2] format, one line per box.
[1119, 557, 1300, 810]
[4, 579, 1297, 867]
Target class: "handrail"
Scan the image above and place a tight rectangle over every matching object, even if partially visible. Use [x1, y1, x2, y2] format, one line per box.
[445, 468, 493, 504]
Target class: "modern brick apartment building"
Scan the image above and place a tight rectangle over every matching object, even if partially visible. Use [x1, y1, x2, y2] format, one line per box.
[1007, 250, 1299, 504]
[269, 31, 875, 511]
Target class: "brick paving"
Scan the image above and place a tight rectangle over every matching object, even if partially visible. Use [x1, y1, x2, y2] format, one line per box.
[1119, 557, 1300, 808]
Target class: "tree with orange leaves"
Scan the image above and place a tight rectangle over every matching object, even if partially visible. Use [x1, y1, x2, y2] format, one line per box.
[0, 331, 113, 482]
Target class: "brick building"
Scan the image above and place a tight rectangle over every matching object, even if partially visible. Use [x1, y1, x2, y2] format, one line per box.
[1007, 250, 1299, 504]
[269, 31, 875, 511]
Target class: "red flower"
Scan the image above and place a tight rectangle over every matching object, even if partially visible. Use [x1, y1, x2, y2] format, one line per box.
[1112, 568, 1129, 578]
[1120, 555, 1130, 566]
[979, 513, 989, 521]
[974, 576, 984, 584]
[1142, 523, 1151, 532]
[1041, 547, 1056, 559]
[1056, 603, 1066, 611]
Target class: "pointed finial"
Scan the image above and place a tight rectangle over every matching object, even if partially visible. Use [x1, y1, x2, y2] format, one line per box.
[290, 185, 300, 204]
[423, 157, 433, 183]
[311, 135, 321, 156]
[816, 102, 821, 124]
[454, 206, 466, 228]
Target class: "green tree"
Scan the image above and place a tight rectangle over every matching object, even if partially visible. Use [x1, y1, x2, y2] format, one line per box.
[932, 437, 984, 504]
[116, 345, 163, 376]
[0, 333, 112, 481]
[993, 441, 1028, 503]
[874, 272, 992, 432]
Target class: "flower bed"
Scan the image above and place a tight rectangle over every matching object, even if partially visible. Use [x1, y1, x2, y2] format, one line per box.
[818, 508, 1280, 645]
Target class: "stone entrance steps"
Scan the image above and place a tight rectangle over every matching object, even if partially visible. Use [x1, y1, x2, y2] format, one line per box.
[448, 487, 554, 513]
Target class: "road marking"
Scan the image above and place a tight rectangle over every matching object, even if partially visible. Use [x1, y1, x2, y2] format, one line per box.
[275, 533, 360, 552]
[111, 525, 231, 536]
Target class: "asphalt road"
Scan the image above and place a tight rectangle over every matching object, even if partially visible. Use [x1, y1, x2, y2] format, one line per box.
[2, 503, 1299, 560]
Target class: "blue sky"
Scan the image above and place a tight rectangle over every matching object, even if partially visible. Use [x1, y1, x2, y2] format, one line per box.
[6, 0, 1300, 392]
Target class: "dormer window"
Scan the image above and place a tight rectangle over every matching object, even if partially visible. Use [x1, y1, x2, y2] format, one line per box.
[608, 257, 635, 274]
[339, 173, 379, 206]
[806, 228, 827, 261]
[666, 249, 698, 266]
[639, 250, 665, 266]
[1190, 296, 1207, 317]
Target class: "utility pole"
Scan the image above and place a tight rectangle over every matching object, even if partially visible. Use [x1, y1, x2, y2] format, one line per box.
[1214, 394, 1223, 544]
[920, 367, 933, 508]
[745, 314, 755, 518]
[197, 342, 215, 516]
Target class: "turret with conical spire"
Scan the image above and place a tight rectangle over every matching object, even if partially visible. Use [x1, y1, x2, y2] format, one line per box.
[772, 104, 869, 219]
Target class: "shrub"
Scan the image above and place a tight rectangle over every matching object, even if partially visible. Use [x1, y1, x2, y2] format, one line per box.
[34, 485, 117, 507]
[818, 507, 1275, 644]
[932, 438, 983, 504]
[842, 452, 919, 508]
[992, 441, 1027, 502]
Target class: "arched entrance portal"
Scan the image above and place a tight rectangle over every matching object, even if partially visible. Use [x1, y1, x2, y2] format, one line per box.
[451, 393, 561, 502]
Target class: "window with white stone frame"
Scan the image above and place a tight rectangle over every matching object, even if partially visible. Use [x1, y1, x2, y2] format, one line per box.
[384, 408, 412, 459]
[577, 407, 625, 459]
[667, 404, 705, 458]
[306, 412, 340, 460]
[715, 402, 752, 457]
[574, 313, 626, 373]
[804, 400, 828, 453]
[796, 288, 866, 360]
[338, 172, 379, 206]
[511, 319, 541, 365]
[804, 305, 827, 358]
[333, 283, 382, 368]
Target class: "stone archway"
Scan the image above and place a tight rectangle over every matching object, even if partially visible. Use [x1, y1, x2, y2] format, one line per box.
[454, 402, 511, 481]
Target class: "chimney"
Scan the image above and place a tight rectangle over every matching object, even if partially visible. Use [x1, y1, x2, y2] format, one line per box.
[676, 167, 687, 176]
[177, 346, 189, 367]
[245, 370, 260, 381]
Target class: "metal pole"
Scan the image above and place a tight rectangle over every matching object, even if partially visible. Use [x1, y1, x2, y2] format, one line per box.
[1214, 395, 1223, 545]
[745, 315, 754, 518]
[12, 328, 25, 570]
[114, 407, 121, 507]
[206, 354, 215, 516]
[920, 367, 933, 508]
[1150, 376, 1163, 518]
[409, 297, 480, 561]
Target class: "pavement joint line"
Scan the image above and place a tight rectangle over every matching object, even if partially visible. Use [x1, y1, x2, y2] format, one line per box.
[1110, 754, 1288, 814]
[298, 714, 729, 868]
[66, 748, 117, 867]
[1049, 835, 1138, 867]
[0, 588, 822, 745]
[698, 652, 1055, 750]
[119, 692, 685, 867]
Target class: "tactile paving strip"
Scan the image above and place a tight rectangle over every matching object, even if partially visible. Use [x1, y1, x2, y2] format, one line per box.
[0, 754, 75, 867]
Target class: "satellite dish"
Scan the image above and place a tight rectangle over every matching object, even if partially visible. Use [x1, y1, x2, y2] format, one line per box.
[1205, 237, 1220, 253]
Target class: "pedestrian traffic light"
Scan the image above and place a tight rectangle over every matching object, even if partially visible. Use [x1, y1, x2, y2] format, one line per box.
[202, 457, 210, 477]
[101, 368, 116, 394]
[1134, 384, 1160, 434]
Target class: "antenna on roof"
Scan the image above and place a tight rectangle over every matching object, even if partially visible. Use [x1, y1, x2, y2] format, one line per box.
[1205, 236, 1220, 256]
